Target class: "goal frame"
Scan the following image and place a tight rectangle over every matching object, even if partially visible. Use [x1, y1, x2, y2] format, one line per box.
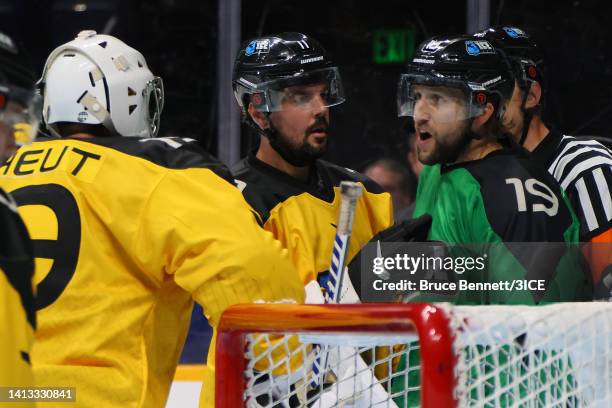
[215, 303, 457, 407]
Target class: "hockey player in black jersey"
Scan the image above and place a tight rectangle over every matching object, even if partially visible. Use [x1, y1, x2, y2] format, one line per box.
[0, 29, 39, 391]
[231, 32, 394, 295]
[476, 26, 612, 300]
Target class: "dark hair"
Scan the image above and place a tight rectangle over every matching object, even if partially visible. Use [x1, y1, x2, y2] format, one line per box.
[54, 122, 113, 138]
[480, 108, 507, 140]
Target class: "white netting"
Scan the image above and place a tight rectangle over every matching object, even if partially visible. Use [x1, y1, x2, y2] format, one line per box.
[451, 303, 612, 408]
[236, 303, 612, 407]
[244, 331, 413, 407]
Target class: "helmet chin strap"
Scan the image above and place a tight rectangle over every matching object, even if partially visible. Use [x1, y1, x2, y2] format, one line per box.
[466, 117, 483, 140]
[244, 111, 264, 135]
[518, 83, 533, 146]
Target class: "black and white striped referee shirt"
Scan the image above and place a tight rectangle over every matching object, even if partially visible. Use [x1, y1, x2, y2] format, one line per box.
[532, 129, 612, 241]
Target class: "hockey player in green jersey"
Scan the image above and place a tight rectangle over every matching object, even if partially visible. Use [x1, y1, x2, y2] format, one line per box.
[390, 34, 591, 406]
[398, 34, 590, 303]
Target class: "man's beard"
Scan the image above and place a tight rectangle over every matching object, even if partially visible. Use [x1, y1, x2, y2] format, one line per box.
[265, 117, 328, 167]
[418, 122, 473, 166]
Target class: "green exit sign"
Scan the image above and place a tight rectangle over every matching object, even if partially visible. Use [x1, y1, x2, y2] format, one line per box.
[373, 28, 416, 64]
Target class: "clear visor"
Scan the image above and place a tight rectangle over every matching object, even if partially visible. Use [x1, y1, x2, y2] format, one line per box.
[397, 74, 486, 123]
[0, 84, 42, 148]
[244, 67, 345, 112]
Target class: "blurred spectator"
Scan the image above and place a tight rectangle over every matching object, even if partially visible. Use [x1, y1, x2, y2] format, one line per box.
[364, 158, 416, 221]
[394, 130, 423, 219]
[406, 130, 423, 179]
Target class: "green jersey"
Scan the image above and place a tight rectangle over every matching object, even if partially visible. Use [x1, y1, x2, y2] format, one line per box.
[393, 149, 591, 406]
[411, 149, 590, 304]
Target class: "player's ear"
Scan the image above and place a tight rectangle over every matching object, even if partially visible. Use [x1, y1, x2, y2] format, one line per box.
[471, 102, 494, 132]
[248, 103, 269, 130]
[524, 81, 542, 109]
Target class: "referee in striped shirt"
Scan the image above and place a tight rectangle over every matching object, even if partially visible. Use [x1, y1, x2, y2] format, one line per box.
[477, 26, 612, 300]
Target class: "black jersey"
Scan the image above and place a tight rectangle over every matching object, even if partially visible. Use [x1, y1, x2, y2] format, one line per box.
[531, 130, 612, 299]
[531, 130, 612, 241]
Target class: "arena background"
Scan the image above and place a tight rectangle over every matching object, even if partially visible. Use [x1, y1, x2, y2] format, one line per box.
[3, 0, 612, 405]
[4, 0, 612, 169]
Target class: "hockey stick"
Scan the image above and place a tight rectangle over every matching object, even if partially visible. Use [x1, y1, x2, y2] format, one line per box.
[324, 181, 363, 303]
[306, 182, 398, 406]
[311, 181, 363, 387]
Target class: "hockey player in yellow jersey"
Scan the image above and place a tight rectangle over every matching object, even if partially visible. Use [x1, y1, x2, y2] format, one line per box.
[0, 189, 35, 407]
[0, 30, 40, 405]
[0, 31, 304, 408]
[231, 33, 393, 295]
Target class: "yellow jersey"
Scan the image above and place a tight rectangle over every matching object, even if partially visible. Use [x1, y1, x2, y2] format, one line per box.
[0, 137, 304, 408]
[232, 153, 393, 287]
[0, 188, 36, 408]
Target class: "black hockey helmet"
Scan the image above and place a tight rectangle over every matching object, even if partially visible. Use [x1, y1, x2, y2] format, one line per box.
[0, 31, 40, 156]
[232, 32, 344, 113]
[397, 34, 514, 122]
[474, 26, 545, 145]
[474, 26, 545, 94]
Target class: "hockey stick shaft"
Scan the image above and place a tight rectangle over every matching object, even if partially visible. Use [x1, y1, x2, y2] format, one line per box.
[312, 181, 363, 386]
[325, 181, 363, 302]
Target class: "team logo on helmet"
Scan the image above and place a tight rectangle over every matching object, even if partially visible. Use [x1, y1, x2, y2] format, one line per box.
[245, 41, 257, 56]
[244, 41, 257, 55]
[465, 40, 495, 56]
[245, 39, 270, 56]
[527, 66, 538, 79]
[77, 111, 88, 122]
[466, 41, 481, 55]
[502, 27, 527, 39]
[475, 92, 487, 105]
[423, 39, 447, 52]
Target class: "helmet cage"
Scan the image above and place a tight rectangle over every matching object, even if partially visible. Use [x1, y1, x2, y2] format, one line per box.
[143, 76, 164, 138]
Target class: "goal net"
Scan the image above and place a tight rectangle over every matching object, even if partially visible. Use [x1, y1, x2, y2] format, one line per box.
[215, 303, 612, 407]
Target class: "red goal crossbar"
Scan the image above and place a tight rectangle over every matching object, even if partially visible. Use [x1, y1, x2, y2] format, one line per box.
[215, 303, 457, 407]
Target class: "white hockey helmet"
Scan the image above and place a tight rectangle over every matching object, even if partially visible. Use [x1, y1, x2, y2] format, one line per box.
[39, 30, 164, 138]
